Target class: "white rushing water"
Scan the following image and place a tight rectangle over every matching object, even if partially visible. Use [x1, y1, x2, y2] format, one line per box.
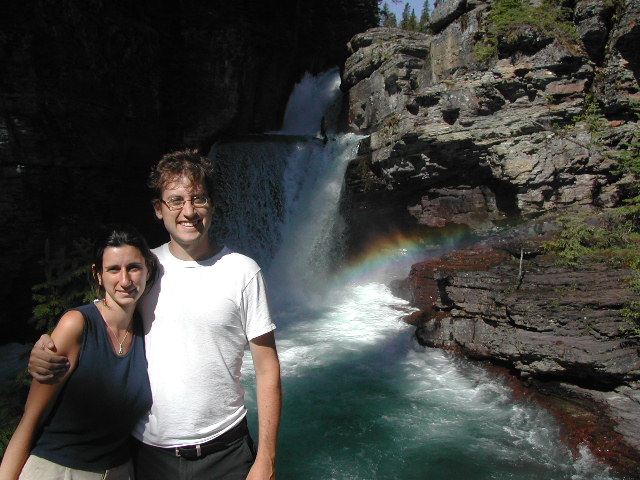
[209, 70, 619, 479]
[276, 68, 342, 136]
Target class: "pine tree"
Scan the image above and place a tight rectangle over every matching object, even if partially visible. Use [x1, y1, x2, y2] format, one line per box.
[381, 2, 398, 27]
[408, 8, 418, 30]
[381, 2, 390, 25]
[419, 0, 431, 32]
[400, 2, 411, 29]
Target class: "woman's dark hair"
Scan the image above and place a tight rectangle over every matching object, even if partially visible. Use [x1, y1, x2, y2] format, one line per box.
[90, 225, 158, 300]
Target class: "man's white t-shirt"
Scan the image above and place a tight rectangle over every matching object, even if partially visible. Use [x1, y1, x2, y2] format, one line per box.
[131, 243, 275, 448]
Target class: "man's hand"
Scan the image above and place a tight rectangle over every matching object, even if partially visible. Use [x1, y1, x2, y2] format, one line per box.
[246, 453, 276, 480]
[28, 334, 69, 382]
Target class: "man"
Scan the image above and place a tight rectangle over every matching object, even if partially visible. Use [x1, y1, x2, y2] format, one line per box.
[28, 149, 281, 480]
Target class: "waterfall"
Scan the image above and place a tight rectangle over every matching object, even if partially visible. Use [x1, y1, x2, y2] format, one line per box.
[210, 68, 361, 306]
[208, 70, 617, 480]
[277, 68, 342, 136]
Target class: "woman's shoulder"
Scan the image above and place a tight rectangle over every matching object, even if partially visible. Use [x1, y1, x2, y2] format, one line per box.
[55, 309, 85, 335]
[65, 303, 103, 325]
[51, 309, 86, 354]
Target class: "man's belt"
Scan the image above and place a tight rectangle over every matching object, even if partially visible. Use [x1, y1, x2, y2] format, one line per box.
[165, 418, 248, 460]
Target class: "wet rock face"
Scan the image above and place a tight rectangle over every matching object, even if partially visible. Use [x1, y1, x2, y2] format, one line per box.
[402, 249, 638, 388]
[391, 223, 640, 473]
[341, 0, 639, 246]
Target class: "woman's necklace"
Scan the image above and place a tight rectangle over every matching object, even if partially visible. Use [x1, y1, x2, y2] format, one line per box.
[106, 323, 130, 355]
[99, 302, 131, 355]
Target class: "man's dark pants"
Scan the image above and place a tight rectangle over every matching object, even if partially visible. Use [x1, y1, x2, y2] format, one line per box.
[132, 419, 257, 480]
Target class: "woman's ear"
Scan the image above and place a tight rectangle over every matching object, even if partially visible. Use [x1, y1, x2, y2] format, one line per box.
[92, 264, 102, 285]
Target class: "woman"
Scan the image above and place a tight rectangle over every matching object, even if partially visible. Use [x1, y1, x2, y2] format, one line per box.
[0, 226, 157, 480]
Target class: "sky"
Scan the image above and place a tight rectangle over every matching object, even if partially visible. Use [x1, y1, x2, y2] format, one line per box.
[386, 0, 431, 21]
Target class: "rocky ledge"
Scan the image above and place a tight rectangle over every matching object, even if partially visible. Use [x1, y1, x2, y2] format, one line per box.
[391, 219, 640, 476]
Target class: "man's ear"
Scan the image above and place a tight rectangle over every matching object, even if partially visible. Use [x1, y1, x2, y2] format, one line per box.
[153, 199, 163, 220]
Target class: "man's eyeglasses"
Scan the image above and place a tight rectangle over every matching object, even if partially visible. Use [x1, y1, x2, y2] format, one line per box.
[161, 196, 210, 211]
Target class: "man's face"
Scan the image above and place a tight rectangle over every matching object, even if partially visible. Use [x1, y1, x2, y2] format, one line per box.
[154, 175, 214, 259]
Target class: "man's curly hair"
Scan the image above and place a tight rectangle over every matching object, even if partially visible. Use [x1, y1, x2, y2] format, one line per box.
[148, 149, 216, 199]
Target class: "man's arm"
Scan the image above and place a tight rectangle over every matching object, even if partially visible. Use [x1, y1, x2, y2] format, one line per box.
[247, 331, 281, 480]
[28, 334, 70, 382]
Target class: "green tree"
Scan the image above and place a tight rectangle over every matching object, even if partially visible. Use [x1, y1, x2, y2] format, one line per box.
[408, 8, 418, 30]
[400, 3, 419, 30]
[474, 0, 577, 62]
[31, 238, 93, 333]
[419, 0, 431, 32]
[400, 2, 411, 29]
[381, 2, 398, 27]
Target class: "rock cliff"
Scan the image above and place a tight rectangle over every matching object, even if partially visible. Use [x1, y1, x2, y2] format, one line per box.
[342, 0, 638, 250]
[340, 0, 640, 475]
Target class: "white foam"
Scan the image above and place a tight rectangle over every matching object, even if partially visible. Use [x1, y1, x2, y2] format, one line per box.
[277, 68, 342, 136]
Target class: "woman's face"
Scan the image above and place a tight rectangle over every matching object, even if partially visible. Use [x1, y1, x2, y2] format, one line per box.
[97, 245, 150, 308]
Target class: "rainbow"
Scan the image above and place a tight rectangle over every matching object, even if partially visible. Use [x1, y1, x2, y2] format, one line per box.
[334, 225, 474, 287]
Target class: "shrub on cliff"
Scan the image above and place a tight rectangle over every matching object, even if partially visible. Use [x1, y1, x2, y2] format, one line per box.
[612, 134, 640, 230]
[543, 210, 640, 337]
[475, 0, 578, 62]
[609, 102, 640, 231]
[542, 215, 631, 266]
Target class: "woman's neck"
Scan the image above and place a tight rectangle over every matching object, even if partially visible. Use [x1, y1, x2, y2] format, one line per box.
[98, 300, 134, 332]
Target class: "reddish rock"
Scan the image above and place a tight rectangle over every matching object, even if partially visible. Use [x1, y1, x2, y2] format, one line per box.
[401, 310, 426, 326]
[409, 186, 506, 232]
[391, 223, 640, 476]
[484, 363, 640, 476]
[545, 78, 589, 97]
[393, 246, 511, 313]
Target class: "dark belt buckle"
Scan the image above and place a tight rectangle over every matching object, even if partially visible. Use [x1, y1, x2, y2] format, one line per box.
[175, 444, 201, 458]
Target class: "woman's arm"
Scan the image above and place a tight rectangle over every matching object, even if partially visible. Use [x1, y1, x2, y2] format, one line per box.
[0, 311, 84, 480]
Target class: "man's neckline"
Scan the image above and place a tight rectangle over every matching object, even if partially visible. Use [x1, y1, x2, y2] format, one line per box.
[166, 240, 224, 262]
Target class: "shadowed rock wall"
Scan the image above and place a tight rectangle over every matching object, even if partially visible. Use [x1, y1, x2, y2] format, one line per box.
[0, 0, 378, 340]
